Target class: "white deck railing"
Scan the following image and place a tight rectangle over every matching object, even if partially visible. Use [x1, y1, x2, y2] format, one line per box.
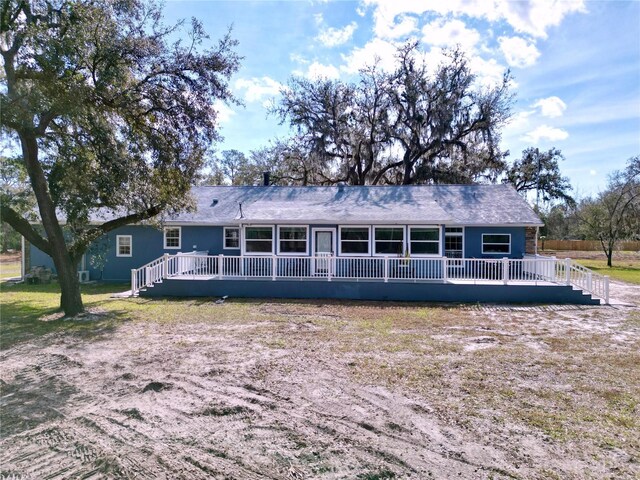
[131, 253, 609, 303]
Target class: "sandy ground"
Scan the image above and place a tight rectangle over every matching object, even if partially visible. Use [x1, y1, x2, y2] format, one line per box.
[1, 283, 639, 479]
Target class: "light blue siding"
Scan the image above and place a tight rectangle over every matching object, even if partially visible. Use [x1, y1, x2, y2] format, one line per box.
[28, 223, 529, 281]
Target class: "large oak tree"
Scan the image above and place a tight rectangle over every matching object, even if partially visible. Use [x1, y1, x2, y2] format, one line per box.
[0, 0, 240, 315]
[272, 42, 512, 186]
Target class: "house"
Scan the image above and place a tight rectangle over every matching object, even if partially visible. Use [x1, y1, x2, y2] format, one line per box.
[23, 184, 608, 304]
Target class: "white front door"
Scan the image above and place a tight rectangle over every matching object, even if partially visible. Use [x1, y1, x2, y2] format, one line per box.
[312, 228, 335, 275]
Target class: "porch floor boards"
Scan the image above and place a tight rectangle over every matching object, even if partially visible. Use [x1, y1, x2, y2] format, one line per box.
[166, 274, 559, 287]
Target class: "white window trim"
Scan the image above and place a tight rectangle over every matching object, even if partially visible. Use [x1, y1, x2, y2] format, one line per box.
[163, 226, 182, 250]
[223, 226, 241, 250]
[338, 225, 371, 257]
[372, 225, 406, 257]
[481, 233, 511, 255]
[242, 225, 275, 256]
[408, 225, 442, 257]
[277, 225, 309, 256]
[444, 226, 465, 257]
[116, 235, 132, 257]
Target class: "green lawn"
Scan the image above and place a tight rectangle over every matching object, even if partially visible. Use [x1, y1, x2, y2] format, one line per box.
[0, 260, 21, 280]
[575, 259, 640, 285]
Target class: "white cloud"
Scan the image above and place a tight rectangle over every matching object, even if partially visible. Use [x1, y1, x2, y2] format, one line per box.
[467, 55, 509, 87]
[422, 18, 481, 51]
[589, 169, 597, 176]
[533, 96, 567, 118]
[361, 0, 585, 40]
[213, 100, 235, 125]
[499, 0, 587, 39]
[523, 125, 569, 143]
[235, 76, 283, 104]
[313, 13, 324, 26]
[340, 38, 399, 73]
[306, 61, 341, 80]
[498, 36, 541, 68]
[290, 53, 308, 65]
[317, 21, 358, 47]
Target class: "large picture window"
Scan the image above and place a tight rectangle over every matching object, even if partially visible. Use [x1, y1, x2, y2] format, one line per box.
[116, 235, 132, 257]
[374, 227, 404, 255]
[224, 227, 240, 249]
[278, 226, 308, 254]
[244, 226, 274, 254]
[482, 234, 511, 254]
[339, 227, 370, 255]
[164, 227, 181, 249]
[409, 227, 440, 255]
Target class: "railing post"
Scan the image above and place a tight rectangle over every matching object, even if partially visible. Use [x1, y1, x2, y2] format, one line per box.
[587, 271, 593, 292]
[565, 258, 571, 285]
[502, 257, 509, 285]
[218, 254, 224, 279]
[145, 266, 151, 286]
[131, 269, 136, 296]
[442, 256, 448, 283]
[604, 275, 610, 305]
[272, 255, 277, 281]
[384, 256, 389, 283]
[163, 253, 169, 279]
[328, 256, 332, 282]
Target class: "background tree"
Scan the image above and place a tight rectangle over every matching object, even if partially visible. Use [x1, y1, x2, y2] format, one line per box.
[272, 43, 512, 186]
[576, 156, 640, 266]
[505, 147, 574, 207]
[386, 43, 512, 185]
[0, 0, 240, 315]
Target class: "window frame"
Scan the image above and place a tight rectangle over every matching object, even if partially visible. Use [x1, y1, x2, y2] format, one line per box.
[372, 225, 406, 257]
[223, 226, 240, 250]
[408, 225, 442, 257]
[444, 226, 465, 258]
[338, 225, 371, 257]
[163, 226, 182, 250]
[116, 235, 132, 257]
[277, 225, 309, 256]
[481, 233, 511, 255]
[242, 225, 275, 256]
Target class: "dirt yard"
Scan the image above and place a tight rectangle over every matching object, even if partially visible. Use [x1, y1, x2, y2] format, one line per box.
[1, 280, 639, 479]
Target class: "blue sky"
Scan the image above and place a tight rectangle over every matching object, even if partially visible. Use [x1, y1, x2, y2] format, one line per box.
[165, 0, 640, 196]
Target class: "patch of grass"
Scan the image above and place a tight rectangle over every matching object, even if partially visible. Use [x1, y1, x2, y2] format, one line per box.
[575, 258, 640, 284]
[0, 260, 21, 279]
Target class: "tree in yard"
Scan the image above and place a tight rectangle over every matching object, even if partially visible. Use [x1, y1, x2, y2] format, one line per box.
[576, 156, 640, 267]
[505, 147, 574, 208]
[0, 153, 33, 251]
[0, 0, 240, 315]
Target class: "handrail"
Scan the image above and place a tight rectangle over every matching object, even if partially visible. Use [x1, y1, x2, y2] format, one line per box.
[130, 254, 609, 303]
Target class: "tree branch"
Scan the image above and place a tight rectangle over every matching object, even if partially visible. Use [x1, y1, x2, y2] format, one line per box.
[0, 203, 51, 255]
[70, 204, 165, 258]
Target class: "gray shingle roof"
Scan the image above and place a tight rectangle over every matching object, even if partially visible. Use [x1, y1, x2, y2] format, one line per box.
[166, 184, 542, 226]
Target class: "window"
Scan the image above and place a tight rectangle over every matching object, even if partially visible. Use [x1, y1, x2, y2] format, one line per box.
[482, 234, 511, 254]
[244, 226, 274, 254]
[409, 227, 440, 255]
[374, 227, 404, 255]
[339, 227, 370, 255]
[444, 227, 464, 259]
[164, 227, 181, 249]
[224, 227, 240, 249]
[278, 226, 308, 254]
[116, 235, 132, 257]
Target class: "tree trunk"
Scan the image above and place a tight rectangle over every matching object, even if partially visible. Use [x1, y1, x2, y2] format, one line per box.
[52, 250, 84, 316]
[19, 133, 84, 316]
[607, 248, 613, 268]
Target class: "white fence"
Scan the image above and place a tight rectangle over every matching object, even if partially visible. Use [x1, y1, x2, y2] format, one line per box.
[131, 253, 609, 303]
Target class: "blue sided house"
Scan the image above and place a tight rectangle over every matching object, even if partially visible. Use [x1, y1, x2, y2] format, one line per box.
[23, 184, 609, 305]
